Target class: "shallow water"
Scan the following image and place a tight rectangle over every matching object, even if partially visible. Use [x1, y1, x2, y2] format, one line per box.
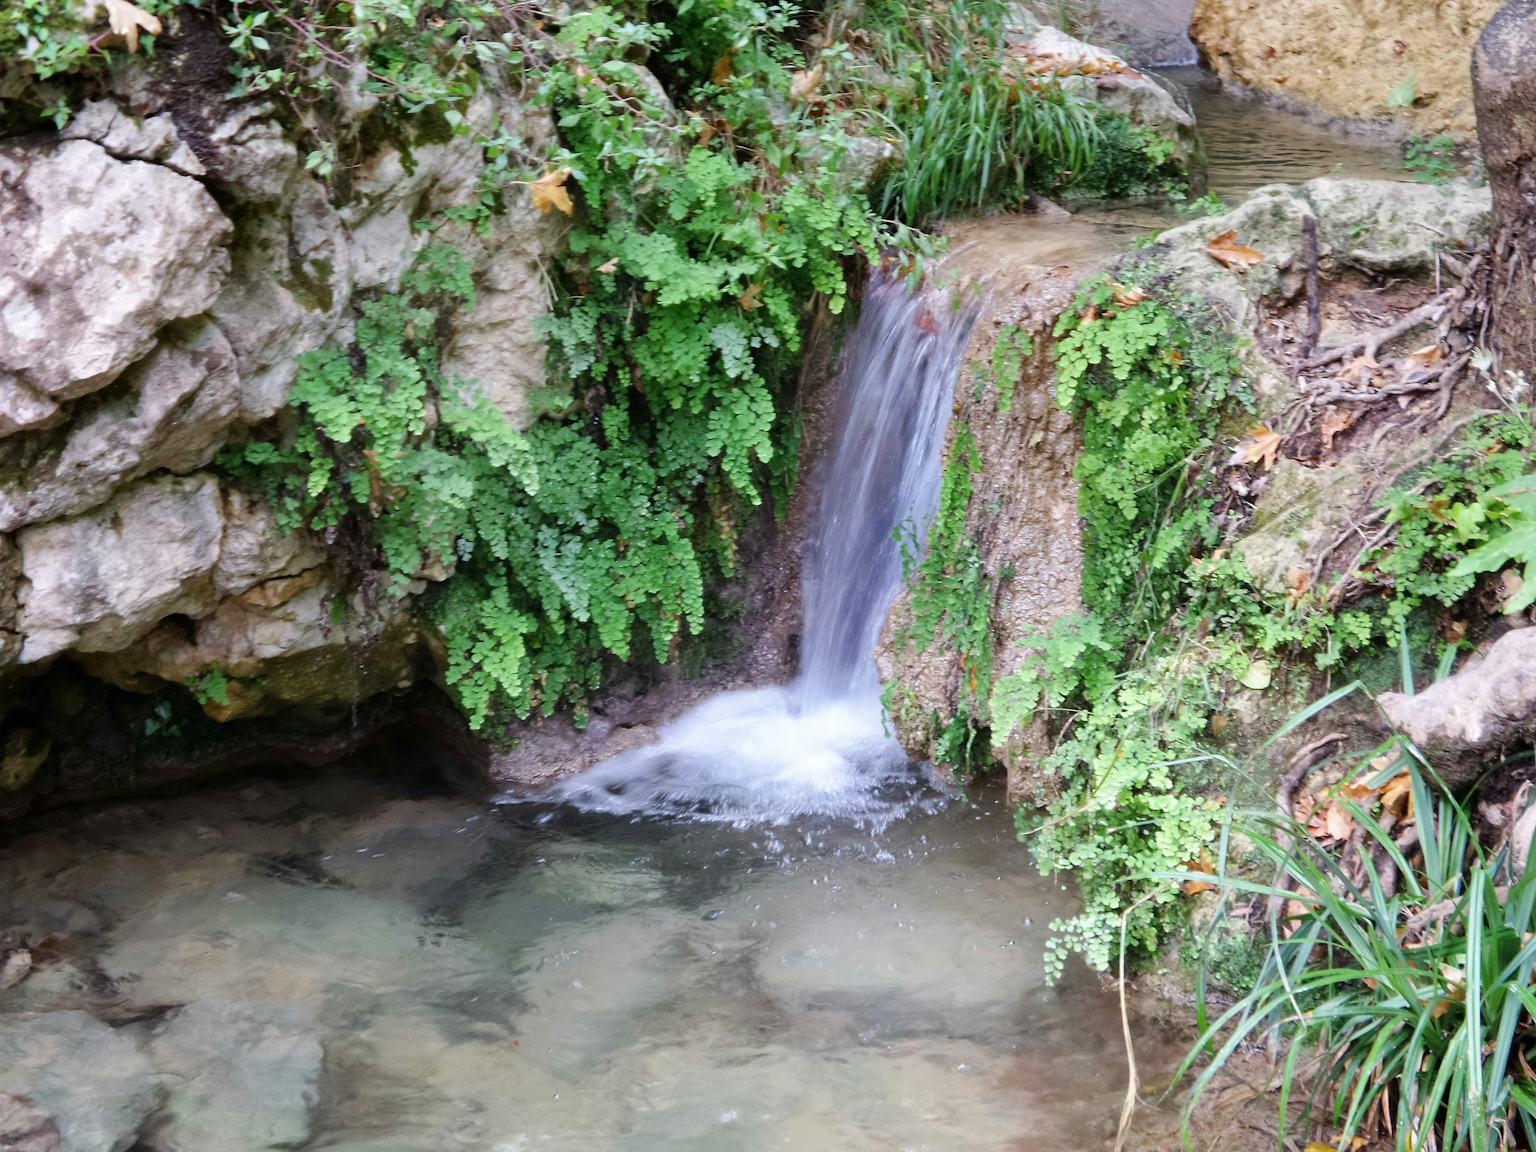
[0, 761, 1184, 1150]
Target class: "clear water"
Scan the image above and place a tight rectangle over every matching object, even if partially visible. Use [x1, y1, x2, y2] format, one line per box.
[0, 761, 1182, 1151]
[520, 273, 979, 829]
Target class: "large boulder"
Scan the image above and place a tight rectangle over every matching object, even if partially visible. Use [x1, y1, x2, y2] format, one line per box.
[0, 139, 232, 414]
[0, 1011, 159, 1152]
[15, 474, 225, 662]
[1191, 0, 1502, 136]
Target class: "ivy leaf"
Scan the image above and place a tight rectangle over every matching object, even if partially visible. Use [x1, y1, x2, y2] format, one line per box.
[527, 168, 575, 216]
[105, 0, 163, 52]
[1206, 229, 1265, 273]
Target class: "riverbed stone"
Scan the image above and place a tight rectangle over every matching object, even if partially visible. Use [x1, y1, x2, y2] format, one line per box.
[15, 474, 224, 662]
[0, 139, 232, 407]
[144, 998, 322, 1152]
[0, 1093, 61, 1152]
[0, 1011, 159, 1152]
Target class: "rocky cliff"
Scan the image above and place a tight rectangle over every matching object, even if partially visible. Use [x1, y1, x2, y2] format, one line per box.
[0, 13, 560, 810]
[1191, 0, 1501, 136]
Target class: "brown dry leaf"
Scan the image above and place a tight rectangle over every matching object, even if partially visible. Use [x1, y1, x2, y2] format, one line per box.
[1111, 283, 1148, 308]
[1232, 425, 1283, 471]
[1206, 229, 1266, 272]
[1287, 565, 1313, 607]
[1339, 354, 1380, 384]
[712, 50, 735, 85]
[1324, 802, 1355, 841]
[697, 123, 718, 147]
[1430, 965, 1468, 1019]
[1318, 406, 1358, 454]
[1182, 849, 1218, 896]
[738, 282, 764, 311]
[1304, 1144, 1339, 1152]
[789, 62, 825, 104]
[1406, 342, 1445, 370]
[104, 0, 162, 52]
[1381, 772, 1414, 818]
[528, 168, 575, 216]
[595, 257, 620, 275]
[1209, 712, 1229, 737]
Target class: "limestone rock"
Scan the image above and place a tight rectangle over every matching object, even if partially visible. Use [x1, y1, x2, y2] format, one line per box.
[1009, 23, 1197, 166]
[1307, 177, 1493, 272]
[213, 490, 326, 600]
[1380, 628, 1536, 787]
[1074, 0, 1198, 68]
[145, 999, 321, 1152]
[16, 474, 224, 662]
[0, 1093, 60, 1152]
[1191, 0, 1501, 136]
[0, 322, 241, 532]
[61, 101, 206, 177]
[0, 1011, 159, 1152]
[0, 140, 232, 406]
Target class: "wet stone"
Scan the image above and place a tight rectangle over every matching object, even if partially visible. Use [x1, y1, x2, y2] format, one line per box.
[0, 1011, 159, 1152]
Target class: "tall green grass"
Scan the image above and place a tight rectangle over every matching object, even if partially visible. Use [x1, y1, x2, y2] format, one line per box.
[1180, 735, 1536, 1152]
[863, 0, 1102, 223]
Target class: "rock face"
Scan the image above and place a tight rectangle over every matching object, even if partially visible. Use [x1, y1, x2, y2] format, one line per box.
[0, 16, 563, 811]
[0, 1011, 159, 1152]
[1191, 0, 1502, 136]
[877, 224, 1093, 797]
[1381, 628, 1536, 787]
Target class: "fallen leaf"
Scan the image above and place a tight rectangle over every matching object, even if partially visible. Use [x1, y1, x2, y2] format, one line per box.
[712, 50, 735, 85]
[1182, 849, 1218, 896]
[1231, 425, 1283, 471]
[1381, 772, 1415, 818]
[738, 282, 764, 311]
[1111, 283, 1148, 308]
[1287, 565, 1313, 607]
[1406, 342, 1445, 370]
[1339, 353, 1381, 384]
[1209, 712, 1229, 737]
[527, 168, 575, 216]
[1240, 658, 1273, 691]
[1318, 406, 1358, 454]
[104, 0, 162, 52]
[595, 257, 620, 274]
[789, 62, 825, 104]
[697, 123, 718, 147]
[1321, 801, 1354, 841]
[1207, 229, 1266, 272]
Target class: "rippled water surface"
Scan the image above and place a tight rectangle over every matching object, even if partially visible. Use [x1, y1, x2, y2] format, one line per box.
[0, 760, 1187, 1150]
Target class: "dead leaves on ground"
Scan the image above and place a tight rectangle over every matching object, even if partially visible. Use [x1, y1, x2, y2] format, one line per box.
[1206, 229, 1267, 273]
[1230, 425, 1283, 472]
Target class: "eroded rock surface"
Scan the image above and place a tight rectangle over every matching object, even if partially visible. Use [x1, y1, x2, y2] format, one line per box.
[1191, 0, 1501, 136]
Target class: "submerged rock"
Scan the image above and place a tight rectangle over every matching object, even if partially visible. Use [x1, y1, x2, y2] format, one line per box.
[144, 999, 322, 1152]
[0, 1011, 159, 1152]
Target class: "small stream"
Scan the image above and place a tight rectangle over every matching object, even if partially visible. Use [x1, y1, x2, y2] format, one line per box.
[0, 61, 1415, 1152]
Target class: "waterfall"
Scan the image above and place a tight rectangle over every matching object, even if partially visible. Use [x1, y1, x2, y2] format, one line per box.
[521, 271, 980, 825]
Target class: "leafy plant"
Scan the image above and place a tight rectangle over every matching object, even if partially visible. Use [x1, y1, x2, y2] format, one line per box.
[1183, 736, 1536, 1152]
[1404, 133, 1460, 185]
[1389, 74, 1420, 111]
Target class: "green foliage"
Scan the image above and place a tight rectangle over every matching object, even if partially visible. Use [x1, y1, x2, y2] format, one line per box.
[188, 668, 231, 709]
[1372, 410, 1534, 620]
[895, 424, 996, 774]
[1184, 739, 1536, 1152]
[1404, 133, 1460, 185]
[1069, 112, 1188, 202]
[973, 324, 1034, 412]
[1388, 74, 1420, 110]
[857, 0, 1103, 223]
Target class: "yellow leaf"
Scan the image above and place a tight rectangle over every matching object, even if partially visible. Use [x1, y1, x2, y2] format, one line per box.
[1231, 425, 1283, 471]
[1111, 283, 1148, 308]
[527, 168, 575, 216]
[1406, 342, 1445, 370]
[1206, 229, 1266, 272]
[789, 62, 824, 104]
[1287, 565, 1313, 607]
[1381, 772, 1414, 818]
[1304, 1144, 1339, 1152]
[104, 0, 162, 53]
[738, 282, 764, 311]
[1339, 353, 1380, 383]
[1182, 849, 1218, 896]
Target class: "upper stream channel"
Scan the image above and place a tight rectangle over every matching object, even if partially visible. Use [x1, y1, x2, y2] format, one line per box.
[0, 67, 1406, 1152]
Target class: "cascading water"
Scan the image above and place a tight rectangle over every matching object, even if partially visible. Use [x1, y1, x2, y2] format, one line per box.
[521, 272, 981, 825]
